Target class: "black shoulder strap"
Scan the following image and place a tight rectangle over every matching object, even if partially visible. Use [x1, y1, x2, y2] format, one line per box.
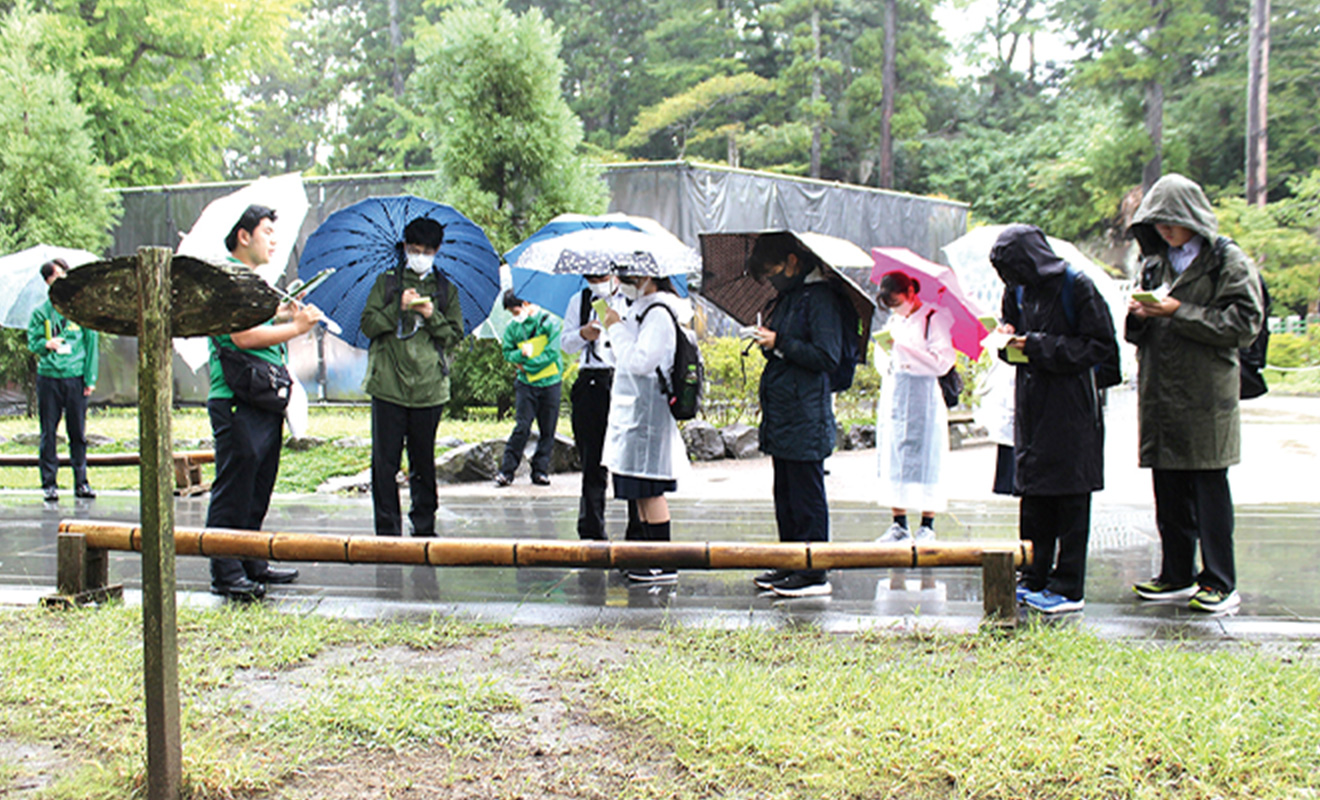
[579, 288, 593, 327]
[924, 307, 936, 338]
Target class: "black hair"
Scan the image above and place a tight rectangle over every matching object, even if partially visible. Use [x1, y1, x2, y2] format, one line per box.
[877, 271, 920, 308]
[743, 232, 822, 281]
[617, 273, 678, 295]
[403, 217, 444, 250]
[502, 289, 525, 310]
[224, 204, 277, 253]
[40, 258, 69, 282]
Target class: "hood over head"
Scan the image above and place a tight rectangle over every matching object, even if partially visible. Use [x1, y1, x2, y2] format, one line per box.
[1128, 173, 1219, 256]
[989, 224, 1068, 287]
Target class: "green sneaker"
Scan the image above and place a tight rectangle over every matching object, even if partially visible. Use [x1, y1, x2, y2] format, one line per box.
[1132, 579, 1198, 601]
[1189, 587, 1241, 613]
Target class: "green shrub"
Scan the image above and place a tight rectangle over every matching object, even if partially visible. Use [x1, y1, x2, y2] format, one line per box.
[446, 338, 515, 420]
[699, 336, 764, 426]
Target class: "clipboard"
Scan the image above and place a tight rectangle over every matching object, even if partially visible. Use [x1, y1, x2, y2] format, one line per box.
[525, 361, 560, 382]
[520, 334, 549, 358]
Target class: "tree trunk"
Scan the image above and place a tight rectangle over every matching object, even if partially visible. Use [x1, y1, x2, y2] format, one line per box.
[809, 6, 822, 179]
[1246, 0, 1270, 206]
[878, 0, 896, 188]
[1142, 80, 1164, 191]
[388, 0, 405, 99]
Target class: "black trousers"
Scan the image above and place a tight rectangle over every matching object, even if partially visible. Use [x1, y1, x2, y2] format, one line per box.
[500, 380, 562, 478]
[571, 369, 613, 539]
[1019, 493, 1092, 601]
[371, 398, 445, 536]
[36, 375, 89, 490]
[1152, 468, 1236, 593]
[207, 398, 283, 585]
[772, 457, 828, 580]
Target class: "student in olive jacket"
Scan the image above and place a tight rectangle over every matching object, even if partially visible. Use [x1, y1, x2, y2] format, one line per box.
[361, 217, 465, 537]
[746, 233, 843, 598]
[1126, 173, 1264, 614]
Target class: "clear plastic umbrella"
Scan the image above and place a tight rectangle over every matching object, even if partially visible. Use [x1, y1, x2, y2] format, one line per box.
[0, 245, 99, 329]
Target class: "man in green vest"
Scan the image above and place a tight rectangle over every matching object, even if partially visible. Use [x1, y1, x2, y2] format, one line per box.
[27, 258, 98, 502]
[206, 204, 324, 600]
[495, 290, 564, 487]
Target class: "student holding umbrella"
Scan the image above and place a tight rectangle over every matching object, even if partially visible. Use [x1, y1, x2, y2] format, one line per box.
[600, 259, 692, 583]
[360, 217, 465, 536]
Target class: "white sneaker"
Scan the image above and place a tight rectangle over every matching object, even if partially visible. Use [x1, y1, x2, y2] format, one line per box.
[913, 524, 936, 542]
[875, 522, 910, 543]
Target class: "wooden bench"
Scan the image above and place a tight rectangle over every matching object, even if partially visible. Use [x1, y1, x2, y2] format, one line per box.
[0, 450, 215, 496]
[49, 520, 1032, 626]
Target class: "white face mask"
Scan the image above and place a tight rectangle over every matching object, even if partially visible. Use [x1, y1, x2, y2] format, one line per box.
[893, 300, 915, 318]
[511, 310, 526, 323]
[618, 282, 641, 301]
[587, 279, 615, 299]
[406, 252, 434, 275]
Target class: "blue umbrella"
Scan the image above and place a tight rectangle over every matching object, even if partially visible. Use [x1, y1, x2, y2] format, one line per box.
[298, 196, 500, 348]
[507, 214, 692, 318]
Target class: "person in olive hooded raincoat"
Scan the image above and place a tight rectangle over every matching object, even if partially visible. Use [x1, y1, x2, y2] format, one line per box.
[1126, 174, 1264, 614]
[990, 224, 1119, 614]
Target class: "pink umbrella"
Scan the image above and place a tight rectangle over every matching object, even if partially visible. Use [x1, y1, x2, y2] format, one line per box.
[870, 247, 989, 360]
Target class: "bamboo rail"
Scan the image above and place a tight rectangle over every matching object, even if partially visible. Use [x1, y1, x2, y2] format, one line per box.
[52, 520, 1030, 624]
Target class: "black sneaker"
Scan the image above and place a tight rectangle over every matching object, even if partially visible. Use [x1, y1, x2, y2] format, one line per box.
[42, 486, 58, 502]
[531, 473, 551, 486]
[772, 573, 832, 597]
[493, 473, 513, 487]
[753, 568, 793, 589]
[74, 484, 97, 499]
[210, 577, 266, 600]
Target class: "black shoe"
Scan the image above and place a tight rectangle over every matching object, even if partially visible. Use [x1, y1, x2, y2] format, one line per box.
[531, 473, 551, 486]
[248, 567, 299, 585]
[772, 572, 832, 598]
[42, 486, 59, 502]
[211, 577, 266, 600]
[494, 473, 513, 487]
[753, 568, 793, 590]
[75, 484, 96, 499]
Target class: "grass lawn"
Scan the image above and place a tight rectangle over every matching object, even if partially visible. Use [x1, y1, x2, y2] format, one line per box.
[0, 605, 1316, 799]
[0, 406, 518, 494]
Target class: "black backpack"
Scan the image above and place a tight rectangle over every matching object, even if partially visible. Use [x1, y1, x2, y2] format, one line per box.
[638, 302, 703, 421]
[1213, 238, 1271, 399]
[799, 282, 862, 393]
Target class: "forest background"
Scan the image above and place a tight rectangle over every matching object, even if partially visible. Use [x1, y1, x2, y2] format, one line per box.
[1, 0, 1317, 317]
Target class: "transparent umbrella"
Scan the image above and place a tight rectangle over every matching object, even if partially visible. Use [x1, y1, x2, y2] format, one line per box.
[0, 245, 99, 329]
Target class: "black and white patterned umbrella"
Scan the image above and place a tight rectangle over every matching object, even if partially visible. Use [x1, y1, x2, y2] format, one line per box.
[513, 227, 698, 279]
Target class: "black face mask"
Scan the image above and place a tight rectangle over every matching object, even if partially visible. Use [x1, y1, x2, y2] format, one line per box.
[768, 271, 801, 293]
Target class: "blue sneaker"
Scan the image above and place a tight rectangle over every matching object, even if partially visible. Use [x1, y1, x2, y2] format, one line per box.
[1023, 589, 1085, 614]
[1015, 584, 1031, 604]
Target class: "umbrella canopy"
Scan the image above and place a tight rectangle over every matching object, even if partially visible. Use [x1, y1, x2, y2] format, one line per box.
[940, 224, 1132, 373]
[870, 247, 989, 360]
[0, 245, 100, 329]
[176, 172, 309, 286]
[297, 196, 500, 348]
[699, 231, 877, 360]
[508, 221, 694, 316]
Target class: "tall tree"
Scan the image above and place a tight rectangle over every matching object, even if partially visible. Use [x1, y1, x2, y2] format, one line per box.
[0, 7, 118, 252]
[768, 0, 842, 179]
[1057, 0, 1217, 190]
[410, 0, 607, 252]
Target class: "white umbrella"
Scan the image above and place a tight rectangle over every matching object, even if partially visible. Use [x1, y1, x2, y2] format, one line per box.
[174, 173, 310, 370]
[0, 245, 99, 329]
[941, 224, 1133, 377]
[176, 172, 309, 287]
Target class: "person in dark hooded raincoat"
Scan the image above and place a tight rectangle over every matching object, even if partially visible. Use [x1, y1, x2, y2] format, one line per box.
[1126, 174, 1264, 614]
[990, 224, 1119, 614]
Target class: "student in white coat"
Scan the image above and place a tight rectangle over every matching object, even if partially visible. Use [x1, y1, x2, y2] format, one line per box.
[601, 263, 692, 583]
[874, 271, 957, 541]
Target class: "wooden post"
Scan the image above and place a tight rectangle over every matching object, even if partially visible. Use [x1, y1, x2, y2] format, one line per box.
[137, 247, 181, 800]
[980, 549, 1018, 629]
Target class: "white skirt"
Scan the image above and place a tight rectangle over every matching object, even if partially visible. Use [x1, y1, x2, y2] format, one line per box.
[875, 371, 949, 511]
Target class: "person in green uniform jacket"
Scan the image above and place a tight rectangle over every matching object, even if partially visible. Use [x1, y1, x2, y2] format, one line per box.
[360, 217, 465, 537]
[495, 290, 564, 487]
[206, 204, 325, 600]
[27, 259, 99, 502]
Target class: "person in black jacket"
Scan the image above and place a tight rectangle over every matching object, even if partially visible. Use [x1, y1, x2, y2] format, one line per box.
[990, 224, 1119, 615]
[745, 233, 843, 598]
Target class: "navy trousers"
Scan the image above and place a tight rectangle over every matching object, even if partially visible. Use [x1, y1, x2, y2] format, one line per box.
[206, 398, 283, 586]
[371, 398, 445, 536]
[772, 457, 829, 581]
[1152, 468, 1236, 593]
[1019, 493, 1092, 601]
[500, 381, 562, 478]
[36, 375, 89, 490]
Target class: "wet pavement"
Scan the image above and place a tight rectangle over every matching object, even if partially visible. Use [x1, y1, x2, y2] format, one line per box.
[1, 387, 1317, 641]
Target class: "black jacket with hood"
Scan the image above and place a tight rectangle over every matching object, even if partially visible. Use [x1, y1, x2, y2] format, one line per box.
[991, 224, 1119, 496]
